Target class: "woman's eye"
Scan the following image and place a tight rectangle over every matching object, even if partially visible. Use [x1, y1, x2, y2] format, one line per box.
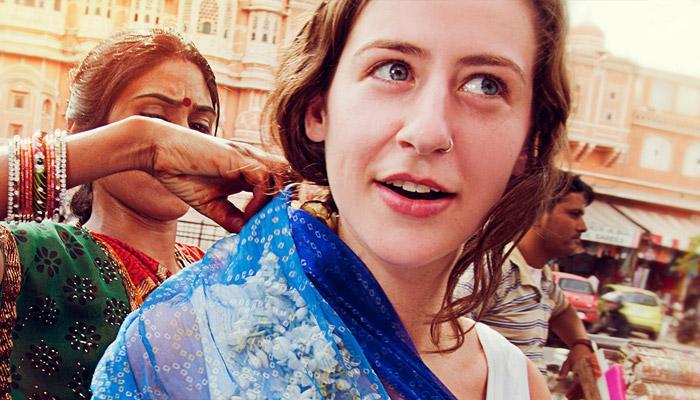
[190, 122, 211, 135]
[463, 76, 503, 96]
[373, 61, 411, 82]
[140, 113, 169, 122]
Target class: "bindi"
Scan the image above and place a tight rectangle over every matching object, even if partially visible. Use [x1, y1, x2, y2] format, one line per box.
[182, 97, 192, 107]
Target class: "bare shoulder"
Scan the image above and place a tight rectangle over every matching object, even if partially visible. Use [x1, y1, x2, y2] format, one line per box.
[421, 318, 488, 399]
[526, 359, 551, 399]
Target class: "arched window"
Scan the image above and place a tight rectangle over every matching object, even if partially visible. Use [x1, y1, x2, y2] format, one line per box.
[132, 0, 160, 26]
[640, 136, 673, 171]
[272, 19, 278, 44]
[250, 15, 257, 40]
[262, 16, 269, 42]
[182, 0, 192, 32]
[197, 0, 219, 35]
[42, 99, 52, 116]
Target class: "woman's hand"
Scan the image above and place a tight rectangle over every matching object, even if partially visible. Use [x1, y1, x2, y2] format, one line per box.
[141, 117, 288, 232]
[0, 116, 286, 229]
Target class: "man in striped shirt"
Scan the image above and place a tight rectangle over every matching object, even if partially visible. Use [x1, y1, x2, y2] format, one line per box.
[458, 174, 595, 377]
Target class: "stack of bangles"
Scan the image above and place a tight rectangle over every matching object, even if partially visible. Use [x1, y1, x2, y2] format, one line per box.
[7, 129, 68, 223]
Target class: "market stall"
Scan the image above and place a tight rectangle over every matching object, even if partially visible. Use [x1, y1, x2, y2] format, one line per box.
[548, 339, 700, 399]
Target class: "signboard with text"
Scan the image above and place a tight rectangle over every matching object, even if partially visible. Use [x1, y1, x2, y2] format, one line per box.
[581, 224, 640, 248]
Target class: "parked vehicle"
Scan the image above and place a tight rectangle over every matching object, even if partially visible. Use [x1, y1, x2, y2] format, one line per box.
[552, 271, 599, 327]
[598, 284, 663, 340]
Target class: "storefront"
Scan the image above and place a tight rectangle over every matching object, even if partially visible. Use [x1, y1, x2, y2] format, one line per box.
[557, 199, 700, 304]
[557, 200, 644, 289]
[613, 204, 700, 303]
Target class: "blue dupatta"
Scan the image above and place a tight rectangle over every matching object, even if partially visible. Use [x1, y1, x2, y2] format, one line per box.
[91, 192, 455, 399]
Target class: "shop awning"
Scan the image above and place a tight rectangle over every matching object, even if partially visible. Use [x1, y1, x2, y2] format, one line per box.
[614, 205, 700, 251]
[582, 201, 645, 248]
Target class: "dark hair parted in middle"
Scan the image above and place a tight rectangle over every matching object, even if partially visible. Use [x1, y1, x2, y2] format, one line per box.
[67, 28, 220, 223]
[265, 0, 571, 351]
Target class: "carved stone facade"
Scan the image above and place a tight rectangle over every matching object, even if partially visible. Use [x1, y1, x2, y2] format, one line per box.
[2, 9, 699, 241]
[566, 23, 700, 214]
[0, 0, 319, 144]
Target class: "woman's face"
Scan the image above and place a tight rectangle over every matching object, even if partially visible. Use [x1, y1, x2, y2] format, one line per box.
[98, 59, 215, 221]
[305, 0, 537, 273]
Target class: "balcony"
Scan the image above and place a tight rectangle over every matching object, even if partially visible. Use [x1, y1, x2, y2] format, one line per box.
[567, 117, 630, 166]
[240, 0, 285, 13]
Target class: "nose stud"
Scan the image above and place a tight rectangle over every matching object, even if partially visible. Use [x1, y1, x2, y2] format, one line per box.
[440, 138, 454, 154]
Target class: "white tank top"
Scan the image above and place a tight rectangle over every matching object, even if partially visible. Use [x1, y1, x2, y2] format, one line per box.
[475, 321, 530, 399]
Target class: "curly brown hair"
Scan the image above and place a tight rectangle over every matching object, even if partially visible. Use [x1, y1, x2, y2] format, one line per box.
[265, 0, 570, 351]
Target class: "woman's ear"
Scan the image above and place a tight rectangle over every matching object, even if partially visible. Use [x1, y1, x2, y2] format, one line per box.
[304, 95, 327, 143]
[512, 152, 528, 177]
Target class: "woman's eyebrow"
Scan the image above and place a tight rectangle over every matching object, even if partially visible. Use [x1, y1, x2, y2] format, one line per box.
[354, 39, 428, 58]
[133, 93, 215, 114]
[458, 54, 526, 84]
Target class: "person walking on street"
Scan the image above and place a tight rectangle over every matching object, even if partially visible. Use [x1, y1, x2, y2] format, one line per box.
[458, 173, 595, 381]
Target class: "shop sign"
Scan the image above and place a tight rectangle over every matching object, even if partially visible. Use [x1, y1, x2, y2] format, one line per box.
[581, 224, 639, 248]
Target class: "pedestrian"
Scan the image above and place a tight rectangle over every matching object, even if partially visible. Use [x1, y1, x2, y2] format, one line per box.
[0, 29, 278, 398]
[457, 173, 596, 385]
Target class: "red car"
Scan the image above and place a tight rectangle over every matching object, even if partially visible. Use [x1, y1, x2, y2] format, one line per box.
[552, 271, 599, 326]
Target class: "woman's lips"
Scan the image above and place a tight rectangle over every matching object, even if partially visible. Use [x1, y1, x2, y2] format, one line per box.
[375, 181, 454, 218]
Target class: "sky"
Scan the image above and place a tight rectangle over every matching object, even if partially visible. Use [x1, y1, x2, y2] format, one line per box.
[567, 0, 700, 78]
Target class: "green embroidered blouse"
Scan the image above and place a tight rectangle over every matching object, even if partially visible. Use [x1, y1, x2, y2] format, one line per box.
[0, 221, 202, 399]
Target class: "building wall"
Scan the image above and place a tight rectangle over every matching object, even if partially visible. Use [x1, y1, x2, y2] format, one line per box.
[0, 0, 320, 142]
[566, 24, 700, 216]
[2, 7, 699, 223]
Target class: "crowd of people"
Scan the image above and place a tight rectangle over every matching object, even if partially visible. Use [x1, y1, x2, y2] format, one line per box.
[0, 0, 598, 398]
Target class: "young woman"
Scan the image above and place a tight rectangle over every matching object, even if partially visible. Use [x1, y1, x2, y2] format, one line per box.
[93, 0, 569, 398]
[0, 30, 278, 398]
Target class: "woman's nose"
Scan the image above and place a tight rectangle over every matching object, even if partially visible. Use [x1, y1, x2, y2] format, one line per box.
[395, 83, 454, 155]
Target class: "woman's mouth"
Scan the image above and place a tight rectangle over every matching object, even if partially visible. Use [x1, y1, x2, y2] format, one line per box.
[380, 180, 452, 201]
[375, 178, 455, 218]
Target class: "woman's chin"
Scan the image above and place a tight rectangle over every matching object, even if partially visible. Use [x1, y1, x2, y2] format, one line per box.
[370, 245, 461, 273]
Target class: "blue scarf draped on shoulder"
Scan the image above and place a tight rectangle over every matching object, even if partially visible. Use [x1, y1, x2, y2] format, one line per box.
[91, 192, 455, 399]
